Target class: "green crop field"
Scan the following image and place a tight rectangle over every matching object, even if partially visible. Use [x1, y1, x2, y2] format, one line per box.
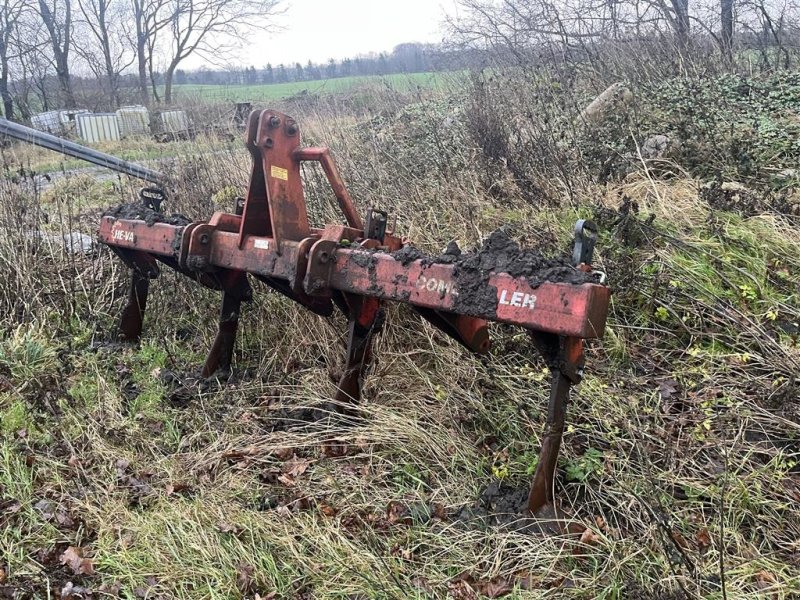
[170, 71, 456, 102]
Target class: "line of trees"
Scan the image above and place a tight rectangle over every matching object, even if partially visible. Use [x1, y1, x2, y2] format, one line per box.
[0, 0, 281, 120]
[171, 43, 462, 87]
[3, 0, 799, 122]
[446, 0, 800, 76]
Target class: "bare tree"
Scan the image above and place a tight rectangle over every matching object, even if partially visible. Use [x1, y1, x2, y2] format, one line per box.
[76, 0, 135, 106]
[161, 0, 283, 104]
[0, 0, 24, 119]
[12, 16, 54, 117]
[721, 0, 734, 56]
[448, 0, 695, 58]
[131, 0, 170, 105]
[37, 0, 75, 108]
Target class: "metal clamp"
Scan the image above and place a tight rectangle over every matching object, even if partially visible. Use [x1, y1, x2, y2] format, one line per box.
[572, 219, 598, 267]
[140, 187, 167, 212]
[364, 208, 388, 243]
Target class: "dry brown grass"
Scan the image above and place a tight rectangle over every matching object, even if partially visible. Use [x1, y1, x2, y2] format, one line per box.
[0, 77, 799, 600]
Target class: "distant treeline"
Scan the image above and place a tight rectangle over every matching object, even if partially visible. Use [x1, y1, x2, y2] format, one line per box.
[170, 43, 472, 86]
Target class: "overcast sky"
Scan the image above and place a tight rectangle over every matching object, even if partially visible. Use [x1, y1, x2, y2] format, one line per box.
[186, 0, 460, 69]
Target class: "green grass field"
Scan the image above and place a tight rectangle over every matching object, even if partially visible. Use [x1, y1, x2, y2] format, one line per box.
[170, 72, 455, 102]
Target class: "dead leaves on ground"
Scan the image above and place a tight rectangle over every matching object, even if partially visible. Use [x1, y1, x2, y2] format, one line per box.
[447, 569, 549, 599]
[448, 572, 514, 599]
[59, 546, 94, 576]
[34, 499, 77, 529]
[695, 526, 712, 553]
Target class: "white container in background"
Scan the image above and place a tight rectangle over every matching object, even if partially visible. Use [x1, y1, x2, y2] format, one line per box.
[116, 105, 150, 137]
[76, 113, 121, 143]
[158, 110, 189, 134]
[31, 111, 63, 134]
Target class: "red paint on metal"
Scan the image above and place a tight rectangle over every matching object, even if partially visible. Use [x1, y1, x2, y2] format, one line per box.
[295, 147, 363, 229]
[98, 217, 181, 257]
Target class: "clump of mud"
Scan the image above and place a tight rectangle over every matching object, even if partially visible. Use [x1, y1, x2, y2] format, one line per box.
[391, 244, 425, 265]
[104, 202, 192, 227]
[448, 229, 599, 317]
[452, 229, 595, 282]
[456, 480, 539, 532]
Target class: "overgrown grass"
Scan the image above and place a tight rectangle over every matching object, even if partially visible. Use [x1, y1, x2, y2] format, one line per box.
[0, 69, 799, 599]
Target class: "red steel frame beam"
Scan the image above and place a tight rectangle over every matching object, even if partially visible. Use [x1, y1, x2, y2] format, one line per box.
[98, 217, 609, 338]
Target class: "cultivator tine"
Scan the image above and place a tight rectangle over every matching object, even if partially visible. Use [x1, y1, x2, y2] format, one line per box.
[526, 221, 597, 515]
[201, 272, 252, 377]
[334, 294, 382, 406]
[201, 293, 243, 377]
[113, 249, 160, 343]
[526, 375, 568, 514]
[415, 308, 490, 354]
[118, 270, 150, 342]
[526, 340, 583, 515]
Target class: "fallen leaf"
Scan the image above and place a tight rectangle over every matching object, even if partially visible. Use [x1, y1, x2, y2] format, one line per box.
[565, 520, 586, 535]
[432, 502, 448, 521]
[0, 498, 21, 517]
[60, 546, 95, 576]
[34, 499, 55, 520]
[61, 582, 92, 599]
[659, 379, 679, 401]
[283, 456, 311, 478]
[390, 545, 414, 560]
[222, 446, 259, 460]
[579, 528, 600, 545]
[317, 501, 337, 517]
[98, 581, 122, 595]
[321, 441, 349, 457]
[514, 571, 538, 590]
[386, 501, 412, 525]
[277, 474, 297, 486]
[55, 509, 76, 529]
[217, 521, 243, 535]
[671, 530, 690, 550]
[272, 447, 293, 460]
[573, 527, 601, 556]
[659, 379, 683, 413]
[411, 577, 434, 594]
[165, 482, 191, 496]
[236, 563, 254, 594]
[755, 570, 777, 586]
[134, 577, 158, 599]
[695, 526, 712, 552]
[447, 578, 478, 600]
[476, 577, 513, 598]
[448, 572, 514, 599]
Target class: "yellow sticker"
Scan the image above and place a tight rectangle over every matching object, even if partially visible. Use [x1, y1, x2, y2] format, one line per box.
[270, 165, 289, 181]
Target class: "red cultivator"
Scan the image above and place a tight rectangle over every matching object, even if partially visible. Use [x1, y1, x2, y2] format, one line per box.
[96, 110, 610, 517]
